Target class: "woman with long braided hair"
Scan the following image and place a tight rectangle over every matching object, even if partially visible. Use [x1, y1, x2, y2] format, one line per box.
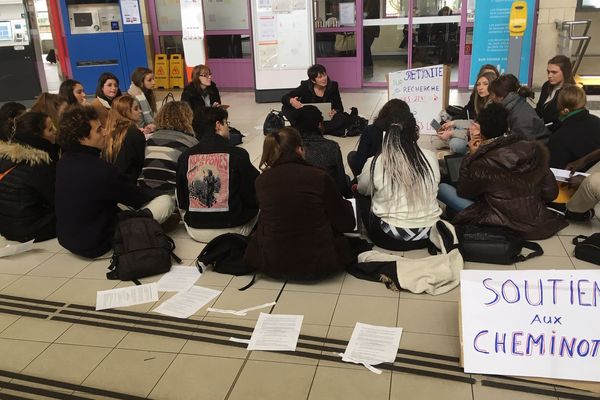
[356, 100, 441, 251]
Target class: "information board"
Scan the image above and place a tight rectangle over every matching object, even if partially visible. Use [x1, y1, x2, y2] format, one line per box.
[251, 0, 314, 93]
[469, 0, 536, 85]
[388, 65, 448, 135]
[461, 270, 600, 382]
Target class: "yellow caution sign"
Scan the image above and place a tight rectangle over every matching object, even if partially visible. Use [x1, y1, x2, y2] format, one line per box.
[169, 54, 184, 89]
[154, 54, 170, 89]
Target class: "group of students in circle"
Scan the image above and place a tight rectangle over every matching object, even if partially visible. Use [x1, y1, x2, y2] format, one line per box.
[1, 55, 600, 280]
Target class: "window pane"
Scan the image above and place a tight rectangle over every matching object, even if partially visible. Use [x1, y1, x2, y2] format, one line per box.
[314, 0, 356, 27]
[156, 0, 182, 31]
[316, 32, 356, 57]
[155, 0, 250, 31]
[413, 0, 460, 17]
[412, 21, 459, 81]
[364, 24, 408, 82]
[206, 35, 252, 58]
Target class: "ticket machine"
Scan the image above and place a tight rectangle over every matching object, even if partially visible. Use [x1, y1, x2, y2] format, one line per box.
[59, 0, 147, 91]
[0, 0, 44, 101]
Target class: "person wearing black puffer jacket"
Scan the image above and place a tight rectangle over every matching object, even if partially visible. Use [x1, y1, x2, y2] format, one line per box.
[0, 112, 59, 242]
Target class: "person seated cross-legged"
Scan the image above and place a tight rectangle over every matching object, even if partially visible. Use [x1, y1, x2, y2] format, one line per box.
[55, 106, 174, 258]
[176, 107, 259, 243]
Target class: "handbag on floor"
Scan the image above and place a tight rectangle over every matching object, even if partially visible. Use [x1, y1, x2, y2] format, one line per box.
[457, 225, 543, 265]
[572, 234, 600, 265]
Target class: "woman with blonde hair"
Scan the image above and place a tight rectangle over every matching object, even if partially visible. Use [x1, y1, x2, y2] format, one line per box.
[30, 93, 68, 127]
[244, 127, 356, 280]
[139, 101, 198, 194]
[128, 67, 157, 134]
[548, 84, 600, 170]
[103, 95, 145, 184]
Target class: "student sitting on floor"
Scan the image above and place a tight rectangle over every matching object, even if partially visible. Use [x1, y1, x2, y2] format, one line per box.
[489, 74, 550, 142]
[139, 101, 198, 195]
[55, 106, 174, 258]
[438, 103, 567, 240]
[128, 67, 157, 135]
[356, 100, 442, 251]
[347, 98, 405, 177]
[91, 72, 122, 126]
[547, 84, 600, 170]
[244, 127, 356, 280]
[296, 105, 351, 197]
[103, 95, 146, 184]
[281, 64, 352, 136]
[176, 107, 259, 243]
[30, 93, 68, 129]
[436, 71, 496, 155]
[0, 112, 59, 242]
[59, 79, 87, 106]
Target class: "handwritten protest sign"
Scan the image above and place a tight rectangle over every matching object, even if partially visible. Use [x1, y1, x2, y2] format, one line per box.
[461, 270, 600, 382]
[388, 65, 448, 135]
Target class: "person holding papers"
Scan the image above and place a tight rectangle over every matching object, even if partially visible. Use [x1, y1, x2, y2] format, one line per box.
[281, 64, 352, 136]
[547, 85, 600, 171]
[244, 127, 356, 281]
[445, 103, 567, 239]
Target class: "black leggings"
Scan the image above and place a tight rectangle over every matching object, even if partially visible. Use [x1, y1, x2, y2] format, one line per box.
[355, 194, 429, 252]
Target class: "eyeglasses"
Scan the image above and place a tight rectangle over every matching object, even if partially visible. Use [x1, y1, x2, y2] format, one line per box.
[199, 73, 212, 78]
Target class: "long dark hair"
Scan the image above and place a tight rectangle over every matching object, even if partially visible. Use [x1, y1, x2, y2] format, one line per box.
[95, 72, 122, 105]
[371, 101, 434, 206]
[59, 79, 83, 105]
[131, 67, 157, 113]
[0, 102, 26, 141]
[373, 99, 410, 131]
[260, 127, 302, 171]
[489, 74, 534, 100]
[14, 111, 49, 139]
[474, 72, 497, 114]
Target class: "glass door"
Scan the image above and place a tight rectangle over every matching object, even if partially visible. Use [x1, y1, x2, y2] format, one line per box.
[362, 0, 409, 83]
[362, 0, 465, 86]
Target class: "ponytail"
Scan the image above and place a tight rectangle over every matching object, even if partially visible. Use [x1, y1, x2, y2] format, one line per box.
[517, 85, 534, 99]
[259, 127, 302, 171]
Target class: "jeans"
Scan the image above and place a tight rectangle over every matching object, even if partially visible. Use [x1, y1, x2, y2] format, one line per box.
[448, 137, 468, 155]
[438, 183, 474, 212]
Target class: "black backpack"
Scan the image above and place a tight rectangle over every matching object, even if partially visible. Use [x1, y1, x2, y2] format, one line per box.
[107, 210, 181, 282]
[345, 115, 368, 137]
[457, 225, 543, 265]
[572, 234, 600, 265]
[196, 233, 254, 276]
[263, 110, 285, 135]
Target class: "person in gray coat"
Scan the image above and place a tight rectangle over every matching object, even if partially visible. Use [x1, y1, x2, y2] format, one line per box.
[489, 74, 550, 143]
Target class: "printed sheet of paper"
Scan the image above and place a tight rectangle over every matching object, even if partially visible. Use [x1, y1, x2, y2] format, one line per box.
[96, 283, 159, 311]
[153, 286, 221, 319]
[343, 323, 403, 365]
[156, 266, 201, 292]
[0, 240, 34, 258]
[550, 168, 589, 182]
[248, 313, 303, 351]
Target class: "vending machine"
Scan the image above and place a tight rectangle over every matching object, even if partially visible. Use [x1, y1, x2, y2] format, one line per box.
[0, 0, 45, 102]
[59, 0, 147, 91]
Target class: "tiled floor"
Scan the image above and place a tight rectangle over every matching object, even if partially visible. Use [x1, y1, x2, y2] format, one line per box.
[1, 89, 600, 399]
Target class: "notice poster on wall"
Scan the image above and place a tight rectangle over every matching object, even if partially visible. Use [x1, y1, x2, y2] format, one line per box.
[461, 270, 600, 382]
[251, 0, 314, 98]
[180, 0, 206, 66]
[388, 65, 448, 135]
[121, 0, 141, 24]
[469, 0, 535, 85]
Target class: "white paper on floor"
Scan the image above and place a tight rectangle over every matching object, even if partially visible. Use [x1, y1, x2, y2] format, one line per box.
[156, 265, 201, 292]
[246, 312, 303, 351]
[0, 240, 34, 258]
[153, 286, 222, 319]
[340, 322, 403, 373]
[207, 301, 276, 316]
[96, 283, 159, 311]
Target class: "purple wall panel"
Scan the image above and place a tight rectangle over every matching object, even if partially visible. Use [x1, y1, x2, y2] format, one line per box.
[208, 59, 255, 88]
[316, 58, 362, 89]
